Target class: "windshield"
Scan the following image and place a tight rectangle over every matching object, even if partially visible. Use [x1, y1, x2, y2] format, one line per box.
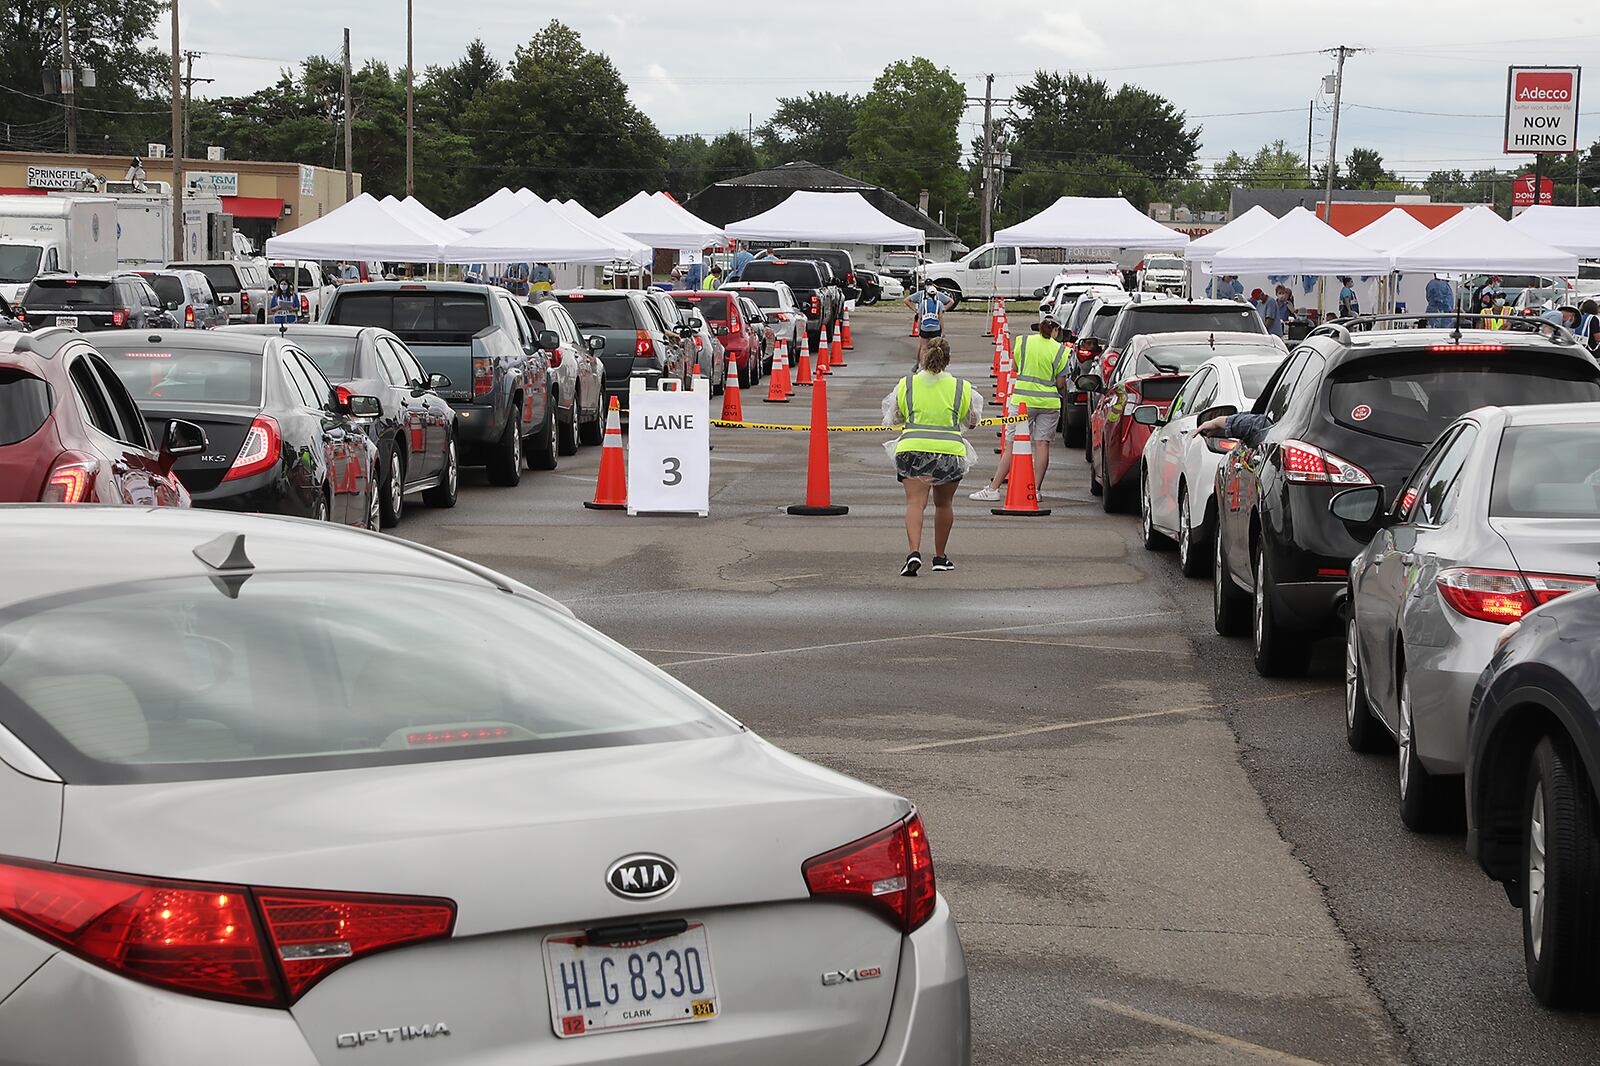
[672, 294, 729, 321]
[0, 574, 735, 784]
[555, 294, 638, 331]
[1145, 257, 1184, 271]
[175, 264, 242, 293]
[97, 341, 265, 406]
[1085, 304, 1124, 342]
[22, 279, 114, 309]
[0, 246, 43, 285]
[1135, 344, 1244, 376]
[741, 262, 821, 289]
[329, 292, 489, 340]
[0, 369, 53, 446]
[1492, 424, 1600, 518]
[291, 336, 360, 380]
[269, 266, 317, 289]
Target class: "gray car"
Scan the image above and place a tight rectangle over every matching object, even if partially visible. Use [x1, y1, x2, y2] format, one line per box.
[0, 507, 970, 1065]
[128, 268, 227, 329]
[1338, 402, 1600, 831]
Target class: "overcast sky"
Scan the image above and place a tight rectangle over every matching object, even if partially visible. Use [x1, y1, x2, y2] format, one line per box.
[181, 3, 1599, 182]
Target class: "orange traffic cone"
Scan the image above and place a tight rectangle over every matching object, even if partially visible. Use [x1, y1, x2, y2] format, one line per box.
[786, 373, 848, 516]
[994, 344, 1014, 405]
[987, 297, 1002, 338]
[721, 357, 743, 422]
[583, 397, 627, 510]
[795, 338, 814, 387]
[841, 305, 854, 350]
[830, 321, 845, 367]
[991, 403, 1050, 517]
[765, 337, 791, 403]
[817, 329, 832, 376]
[991, 329, 1004, 378]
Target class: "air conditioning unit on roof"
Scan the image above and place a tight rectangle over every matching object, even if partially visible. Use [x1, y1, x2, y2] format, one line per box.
[146, 143, 167, 159]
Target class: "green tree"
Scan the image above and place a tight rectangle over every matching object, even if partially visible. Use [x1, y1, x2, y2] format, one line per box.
[704, 131, 759, 181]
[849, 58, 966, 224]
[663, 135, 710, 201]
[420, 40, 501, 134]
[759, 91, 859, 168]
[1343, 146, 1390, 189]
[1008, 72, 1200, 183]
[1214, 140, 1306, 190]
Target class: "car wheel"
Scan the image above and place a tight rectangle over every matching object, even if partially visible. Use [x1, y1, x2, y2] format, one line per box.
[1177, 487, 1210, 578]
[578, 395, 604, 446]
[1343, 615, 1389, 752]
[556, 397, 579, 457]
[313, 487, 330, 523]
[422, 434, 458, 508]
[529, 391, 559, 471]
[1396, 667, 1461, 831]
[1253, 544, 1311, 677]
[365, 465, 382, 531]
[487, 408, 523, 487]
[1140, 468, 1171, 550]
[1523, 734, 1600, 1007]
[1100, 450, 1121, 513]
[379, 446, 405, 528]
[1213, 524, 1250, 635]
[738, 357, 754, 390]
[1063, 407, 1085, 449]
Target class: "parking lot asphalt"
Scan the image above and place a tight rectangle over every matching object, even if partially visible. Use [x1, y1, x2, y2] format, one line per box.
[397, 308, 1600, 1065]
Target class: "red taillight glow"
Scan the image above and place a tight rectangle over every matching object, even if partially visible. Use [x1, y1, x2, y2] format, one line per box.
[0, 856, 454, 1007]
[548, 349, 563, 368]
[472, 357, 493, 398]
[240, 292, 251, 314]
[223, 416, 281, 482]
[299, 296, 309, 314]
[1429, 344, 1504, 352]
[802, 811, 937, 933]
[1435, 568, 1590, 624]
[1279, 439, 1372, 487]
[40, 462, 94, 503]
[111, 309, 127, 327]
[406, 727, 510, 745]
[184, 305, 195, 326]
[334, 385, 353, 408]
[809, 295, 821, 315]
[635, 330, 653, 359]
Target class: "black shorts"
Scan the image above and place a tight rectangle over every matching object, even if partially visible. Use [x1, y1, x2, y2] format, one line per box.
[918, 328, 942, 339]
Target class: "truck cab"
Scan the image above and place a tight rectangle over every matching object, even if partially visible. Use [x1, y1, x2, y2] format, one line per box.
[920, 243, 1059, 303]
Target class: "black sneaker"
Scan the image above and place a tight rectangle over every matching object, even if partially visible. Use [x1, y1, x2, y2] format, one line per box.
[900, 552, 922, 577]
[931, 556, 955, 572]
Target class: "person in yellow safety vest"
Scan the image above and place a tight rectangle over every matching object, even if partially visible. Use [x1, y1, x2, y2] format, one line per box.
[701, 265, 723, 291]
[881, 337, 983, 577]
[968, 318, 1072, 503]
[1484, 294, 1511, 329]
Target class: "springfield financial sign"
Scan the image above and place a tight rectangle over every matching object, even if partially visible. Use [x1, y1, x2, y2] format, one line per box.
[1504, 66, 1581, 153]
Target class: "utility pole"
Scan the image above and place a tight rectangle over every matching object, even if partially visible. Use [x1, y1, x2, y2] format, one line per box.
[405, 0, 414, 196]
[343, 29, 354, 201]
[1321, 46, 1354, 224]
[170, 0, 185, 261]
[180, 52, 212, 162]
[61, 4, 76, 151]
[1305, 99, 1314, 185]
[979, 74, 995, 244]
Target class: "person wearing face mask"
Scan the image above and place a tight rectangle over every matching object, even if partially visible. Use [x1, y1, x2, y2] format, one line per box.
[268, 279, 300, 325]
[904, 281, 954, 365]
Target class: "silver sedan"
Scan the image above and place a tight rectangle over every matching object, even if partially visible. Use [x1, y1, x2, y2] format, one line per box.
[0, 507, 969, 1065]
[1335, 402, 1600, 832]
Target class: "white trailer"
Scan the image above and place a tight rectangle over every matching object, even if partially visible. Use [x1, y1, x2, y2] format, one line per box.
[0, 196, 117, 303]
[71, 182, 224, 265]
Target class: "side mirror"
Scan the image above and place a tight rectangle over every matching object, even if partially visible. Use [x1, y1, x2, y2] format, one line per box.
[159, 419, 207, 466]
[426, 372, 452, 391]
[1329, 484, 1393, 539]
[347, 394, 382, 419]
[163, 298, 181, 311]
[1194, 404, 1238, 424]
[1075, 373, 1104, 392]
[1032, 286, 1047, 299]
[678, 324, 699, 338]
[587, 334, 606, 352]
[1132, 405, 1163, 426]
[537, 329, 561, 351]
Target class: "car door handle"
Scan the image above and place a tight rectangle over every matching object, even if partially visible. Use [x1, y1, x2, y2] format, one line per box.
[1178, 427, 1191, 435]
[1159, 435, 1170, 443]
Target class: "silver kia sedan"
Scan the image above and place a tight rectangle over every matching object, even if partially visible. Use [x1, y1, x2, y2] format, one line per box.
[1337, 403, 1600, 832]
[0, 507, 969, 1065]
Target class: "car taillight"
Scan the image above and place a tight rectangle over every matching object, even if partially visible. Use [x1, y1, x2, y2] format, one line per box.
[846, 272, 855, 286]
[774, 312, 790, 322]
[1436, 568, 1589, 624]
[635, 330, 653, 359]
[729, 314, 741, 334]
[1100, 351, 1119, 377]
[299, 295, 309, 314]
[185, 304, 195, 326]
[111, 308, 127, 327]
[472, 357, 493, 397]
[1279, 439, 1372, 486]
[810, 295, 821, 315]
[240, 292, 251, 314]
[334, 385, 353, 408]
[40, 461, 94, 503]
[802, 811, 936, 933]
[1429, 344, 1504, 352]
[223, 415, 281, 482]
[0, 856, 454, 1007]
[548, 348, 563, 368]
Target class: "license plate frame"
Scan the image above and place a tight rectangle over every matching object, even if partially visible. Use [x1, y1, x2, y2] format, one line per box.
[542, 922, 719, 1039]
[55, 315, 77, 329]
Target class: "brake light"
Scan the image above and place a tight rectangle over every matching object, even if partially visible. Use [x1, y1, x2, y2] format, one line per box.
[223, 416, 281, 482]
[547, 348, 562, 368]
[1279, 439, 1372, 486]
[40, 461, 94, 503]
[240, 292, 251, 314]
[406, 727, 510, 745]
[400, 284, 427, 290]
[111, 308, 127, 327]
[1435, 568, 1589, 624]
[334, 385, 352, 408]
[729, 312, 741, 334]
[802, 811, 937, 933]
[846, 272, 855, 286]
[185, 304, 195, 326]
[1429, 344, 1504, 352]
[472, 357, 493, 398]
[635, 330, 653, 359]
[810, 294, 821, 316]
[0, 856, 455, 1007]
[299, 295, 309, 315]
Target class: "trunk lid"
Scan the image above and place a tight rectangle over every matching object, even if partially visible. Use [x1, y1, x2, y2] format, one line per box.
[402, 341, 475, 403]
[1491, 518, 1600, 584]
[135, 401, 258, 493]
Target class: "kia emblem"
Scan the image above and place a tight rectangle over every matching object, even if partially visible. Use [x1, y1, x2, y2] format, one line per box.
[606, 854, 678, 900]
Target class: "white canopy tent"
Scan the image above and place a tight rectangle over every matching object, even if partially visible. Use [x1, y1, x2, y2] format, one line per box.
[994, 196, 1188, 250]
[723, 190, 924, 245]
[442, 197, 630, 265]
[1349, 208, 1431, 253]
[1183, 206, 1278, 268]
[601, 191, 723, 251]
[1389, 206, 1579, 276]
[445, 188, 527, 235]
[381, 196, 467, 246]
[1210, 208, 1393, 276]
[1508, 205, 1600, 257]
[557, 200, 652, 268]
[265, 193, 445, 261]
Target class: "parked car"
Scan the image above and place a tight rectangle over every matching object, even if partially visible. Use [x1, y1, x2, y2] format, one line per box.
[1058, 290, 1108, 344]
[226, 324, 459, 526]
[673, 290, 758, 389]
[128, 268, 227, 330]
[1101, 297, 1267, 382]
[268, 260, 336, 320]
[775, 248, 858, 305]
[855, 266, 885, 306]
[736, 259, 832, 353]
[0, 329, 201, 506]
[1134, 340, 1288, 574]
[740, 296, 777, 377]
[18, 274, 177, 332]
[721, 281, 805, 365]
[0, 293, 23, 332]
[524, 297, 607, 452]
[554, 290, 689, 411]
[1136, 255, 1187, 295]
[648, 288, 719, 389]
[1037, 268, 1123, 325]
[92, 329, 382, 527]
[1337, 403, 1600, 831]
[1213, 319, 1600, 677]
[1467, 582, 1600, 1007]
[1065, 292, 1132, 449]
[167, 259, 272, 325]
[322, 281, 556, 485]
[880, 250, 928, 288]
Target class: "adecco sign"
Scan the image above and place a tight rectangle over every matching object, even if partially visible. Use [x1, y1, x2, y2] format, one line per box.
[1504, 66, 1582, 153]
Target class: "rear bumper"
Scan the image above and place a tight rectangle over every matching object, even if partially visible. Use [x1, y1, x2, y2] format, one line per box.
[449, 401, 508, 445]
[1406, 617, 1502, 776]
[188, 472, 309, 518]
[866, 895, 971, 1066]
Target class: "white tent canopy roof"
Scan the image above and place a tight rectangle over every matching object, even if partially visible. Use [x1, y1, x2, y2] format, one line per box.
[1508, 205, 1600, 257]
[601, 191, 723, 251]
[1210, 207, 1392, 275]
[445, 188, 526, 235]
[1182, 206, 1278, 267]
[1348, 208, 1432, 254]
[723, 190, 924, 245]
[381, 196, 467, 246]
[442, 196, 629, 264]
[265, 193, 444, 261]
[1389, 206, 1579, 276]
[994, 196, 1188, 250]
[558, 200, 652, 268]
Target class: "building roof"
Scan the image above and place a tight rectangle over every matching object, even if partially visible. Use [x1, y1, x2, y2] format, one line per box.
[686, 161, 957, 243]
[1229, 187, 1420, 220]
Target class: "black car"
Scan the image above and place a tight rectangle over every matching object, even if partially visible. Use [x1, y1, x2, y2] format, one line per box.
[1467, 584, 1600, 1007]
[1213, 317, 1600, 676]
[554, 290, 690, 411]
[91, 330, 382, 528]
[773, 247, 857, 306]
[854, 266, 884, 306]
[0, 292, 24, 332]
[226, 324, 458, 527]
[736, 260, 831, 353]
[19, 274, 177, 331]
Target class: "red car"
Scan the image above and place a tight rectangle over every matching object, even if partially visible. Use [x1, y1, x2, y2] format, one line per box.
[0, 330, 204, 506]
[671, 290, 761, 388]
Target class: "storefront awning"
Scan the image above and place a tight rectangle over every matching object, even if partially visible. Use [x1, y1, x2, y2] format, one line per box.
[222, 196, 284, 219]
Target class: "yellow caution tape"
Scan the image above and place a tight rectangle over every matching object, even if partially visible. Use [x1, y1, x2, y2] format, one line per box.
[710, 415, 1025, 432]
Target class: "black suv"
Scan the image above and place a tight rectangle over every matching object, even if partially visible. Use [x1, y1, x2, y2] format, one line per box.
[19, 274, 176, 331]
[774, 247, 857, 305]
[1212, 317, 1600, 676]
[736, 259, 832, 352]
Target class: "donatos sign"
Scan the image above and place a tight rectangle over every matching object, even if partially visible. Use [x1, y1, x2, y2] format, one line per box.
[1504, 66, 1582, 154]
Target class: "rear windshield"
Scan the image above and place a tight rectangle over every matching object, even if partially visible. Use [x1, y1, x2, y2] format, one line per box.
[555, 294, 638, 331]
[1114, 306, 1264, 344]
[1328, 356, 1600, 445]
[1066, 298, 1100, 333]
[672, 294, 729, 321]
[1085, 305, 1124, 342]
[142, 275, 186, 305]
[329, 292, 490, 340]
[269, 266, 317, 289]
[292, 336, 360, 380]
[22, 279, 114, 309]
[1132, 344, 1236, 376]
[729, 288, 781, 309]
[740, 262, 822, 288]
[1238, 362, 1280, 401]
[0, 574, 735, 784]
[1492, 424, 1600, 518]
[0, 369, 53, 446]
[174, 264, 241, 293]
[97, 342, 265, 406]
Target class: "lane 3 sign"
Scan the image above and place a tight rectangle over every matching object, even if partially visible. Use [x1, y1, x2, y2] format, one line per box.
[627, 376, 710, 516]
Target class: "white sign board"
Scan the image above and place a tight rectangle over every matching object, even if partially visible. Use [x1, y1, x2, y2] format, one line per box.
[187, 171, 238, 196]
[627, 377, 710, 516]
[299, 165, 316, 196]
[1505, 66, 1582, 154]
[26, 165, 94, 190]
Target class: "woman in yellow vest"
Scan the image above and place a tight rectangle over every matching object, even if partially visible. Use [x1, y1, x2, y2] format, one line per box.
[881, 338, 983, 576]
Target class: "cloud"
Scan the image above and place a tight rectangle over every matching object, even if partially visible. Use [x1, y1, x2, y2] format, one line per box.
[1031, 10, 1106, 61]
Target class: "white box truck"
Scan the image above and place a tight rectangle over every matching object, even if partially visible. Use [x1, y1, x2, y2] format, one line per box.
[0, 196, 117, 304]
[73, 182, 224, 265]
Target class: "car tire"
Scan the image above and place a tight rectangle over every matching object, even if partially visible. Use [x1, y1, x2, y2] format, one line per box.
[738, 357, 754, 390]
[556, 396, 579, 457]
[934, 282, 962, 305]
[1063, 407, 1085, 449]
[578, 397, 604, 446]
[860, 291, 879, 306]
[364, 465, 381, 531]
[1177, 487, 1210, 578]
[1100, 450, 1122, 513]
[1140, 468, 1171, 550]
[313, 486, 330, 523]
[1088, 449, 1103, 496]
[1344, 615, 1388, 753]
[379, 445, 405, 529]
[1523, 734, 1600, 1007]
[486, 408, 523, 487]
[529, 391, 559, 471]
[1253, 544, 1311, 677]
[1396, 667, 1462, 832]
[1213, 524, 1249, 636]
[422, 434, 459, 508]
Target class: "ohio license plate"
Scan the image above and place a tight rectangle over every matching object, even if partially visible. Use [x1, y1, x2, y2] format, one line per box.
[55, 315, 77, 329]
[543, 923, 718, 1038]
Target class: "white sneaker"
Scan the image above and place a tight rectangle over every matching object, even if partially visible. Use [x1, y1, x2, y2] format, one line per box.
[969, 486, 1002, 502]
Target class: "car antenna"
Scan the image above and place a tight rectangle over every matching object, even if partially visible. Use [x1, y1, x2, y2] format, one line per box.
[1452, 308, 1463, 344]
[193, 532, 254, 599]
[1209, 333, 1215, 349]
[278, 323, 288, 336]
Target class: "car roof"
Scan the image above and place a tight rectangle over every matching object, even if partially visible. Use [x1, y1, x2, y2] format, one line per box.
[1497, 401, 1600, 427]
[556, 288, 639, 298]
[1301, 320, 1599, 373]
[333, 281, 496, 295]
[224, 323, 376, 341]
[84, 329, 277, 355]
[0, 328, 78, 361]
[28, 273, 120, 284]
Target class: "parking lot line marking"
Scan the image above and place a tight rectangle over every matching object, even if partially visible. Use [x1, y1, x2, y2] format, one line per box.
[881, 689, 1336, 753]
[938, 635, 1190, 655]
[1087, 998, 1327, 1066]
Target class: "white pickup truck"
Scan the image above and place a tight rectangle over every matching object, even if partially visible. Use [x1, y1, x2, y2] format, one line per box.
[919, 243, 1062, 303]
[269, 260, 336, 321]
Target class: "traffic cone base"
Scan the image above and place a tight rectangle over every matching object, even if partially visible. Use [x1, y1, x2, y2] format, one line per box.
[787, 373, 848, 517]
[584, 397, 627, 510]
